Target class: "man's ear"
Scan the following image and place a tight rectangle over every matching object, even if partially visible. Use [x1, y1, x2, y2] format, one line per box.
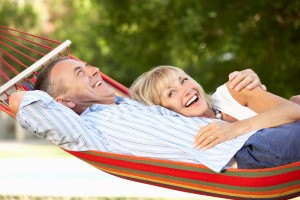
[55, 97, 76, 109]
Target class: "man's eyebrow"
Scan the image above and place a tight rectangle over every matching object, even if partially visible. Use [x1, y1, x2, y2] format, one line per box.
[73, 66, 81, 75]
[73, 63, 88, 75]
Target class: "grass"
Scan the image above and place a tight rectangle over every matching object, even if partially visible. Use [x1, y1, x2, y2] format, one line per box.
[0, 196, 170, 200]
[0, 143, 156, 200]
[0, 141, 70, 158]
[0, 142, 204, 200]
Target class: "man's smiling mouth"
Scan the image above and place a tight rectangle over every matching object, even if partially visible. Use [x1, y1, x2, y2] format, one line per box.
[94, 80, 103, 88]
[185, 95, 199, 107]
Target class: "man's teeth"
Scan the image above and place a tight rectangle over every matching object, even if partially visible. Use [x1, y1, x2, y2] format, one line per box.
[185, 95, 198, 107]
[94, 80, 103, 88]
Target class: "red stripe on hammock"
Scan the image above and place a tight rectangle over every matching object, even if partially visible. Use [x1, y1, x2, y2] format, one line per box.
[114, 174, 300, 200]
[116, 174, 235, 199]
[66, 150, 300, 187]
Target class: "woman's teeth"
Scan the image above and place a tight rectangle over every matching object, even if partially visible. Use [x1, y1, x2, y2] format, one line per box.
[185, 95, 198, 107]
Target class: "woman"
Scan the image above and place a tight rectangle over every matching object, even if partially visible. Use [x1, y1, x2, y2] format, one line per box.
[130, 66, 300, 151]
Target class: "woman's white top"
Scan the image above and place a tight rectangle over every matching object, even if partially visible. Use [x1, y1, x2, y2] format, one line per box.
[211, 84, 257, 120]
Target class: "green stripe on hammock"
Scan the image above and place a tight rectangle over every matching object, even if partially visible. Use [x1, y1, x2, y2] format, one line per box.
[65, 150, 300, 199]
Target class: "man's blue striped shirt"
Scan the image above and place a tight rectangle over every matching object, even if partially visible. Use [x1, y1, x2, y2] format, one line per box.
[16, 91, 256, 172]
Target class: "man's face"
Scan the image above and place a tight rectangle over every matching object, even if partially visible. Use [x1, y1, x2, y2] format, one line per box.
[51, 59, 115, 109]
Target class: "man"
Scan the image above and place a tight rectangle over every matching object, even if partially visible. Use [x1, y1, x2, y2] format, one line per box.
[9, 57, 300, 172]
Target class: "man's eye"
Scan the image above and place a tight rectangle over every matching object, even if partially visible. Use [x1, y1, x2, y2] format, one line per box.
[77, 70, 83, 76]
[182, 77, 188, 83]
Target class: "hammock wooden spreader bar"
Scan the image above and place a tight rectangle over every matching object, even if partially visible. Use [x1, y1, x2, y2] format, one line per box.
[0, 40, 71, 117]
[0, 26, 300, 199]
[0, 40, 71, 96]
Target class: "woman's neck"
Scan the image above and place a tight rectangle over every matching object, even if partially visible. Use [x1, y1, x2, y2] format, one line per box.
[202, 108, 215, 118]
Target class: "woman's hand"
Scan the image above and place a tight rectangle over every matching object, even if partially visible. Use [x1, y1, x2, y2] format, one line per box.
[229, 69, 267, 91]
[194, 121, 239, 150]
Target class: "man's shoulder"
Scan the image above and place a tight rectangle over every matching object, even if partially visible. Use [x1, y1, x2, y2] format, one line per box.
[116, 96, 144, 106]
[19, 90, 53, 107]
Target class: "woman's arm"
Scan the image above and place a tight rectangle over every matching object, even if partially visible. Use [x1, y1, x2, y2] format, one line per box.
[228, 69, 266, 91]
[227, 82, 300, 132]
[195, 83, 300, 150]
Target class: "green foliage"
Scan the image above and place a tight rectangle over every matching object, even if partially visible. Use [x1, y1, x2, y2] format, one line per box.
[90, 0, 300, 97]
[0, 0, 38, 30]
[1, 0, 299, 98]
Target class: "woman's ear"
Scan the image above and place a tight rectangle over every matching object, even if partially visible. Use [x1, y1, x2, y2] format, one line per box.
[55, 97, 76, 109]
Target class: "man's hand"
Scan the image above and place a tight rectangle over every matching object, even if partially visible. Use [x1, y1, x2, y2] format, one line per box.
[229, 69, 267, 91]
[290, 95, 300, 105]
[9, 91, 27, 118]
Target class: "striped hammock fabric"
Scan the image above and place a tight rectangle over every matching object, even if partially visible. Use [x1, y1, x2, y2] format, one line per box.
[0, 26, 299, 199]
[66, 150, 300, 199]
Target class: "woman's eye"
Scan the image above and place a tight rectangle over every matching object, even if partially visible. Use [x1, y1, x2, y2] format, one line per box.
[168, 90, 175, 97]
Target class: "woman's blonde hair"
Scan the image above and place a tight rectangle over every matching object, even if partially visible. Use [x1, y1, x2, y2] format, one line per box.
[130, 65, 212, 109]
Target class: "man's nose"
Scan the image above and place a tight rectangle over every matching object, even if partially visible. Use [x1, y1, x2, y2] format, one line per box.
[87, 66, 99, 77]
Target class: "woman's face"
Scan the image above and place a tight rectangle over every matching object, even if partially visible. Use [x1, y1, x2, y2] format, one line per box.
[159, 72, 209, 117]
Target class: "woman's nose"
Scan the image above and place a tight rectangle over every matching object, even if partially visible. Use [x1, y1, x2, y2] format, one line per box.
[184, 89, 192, 97]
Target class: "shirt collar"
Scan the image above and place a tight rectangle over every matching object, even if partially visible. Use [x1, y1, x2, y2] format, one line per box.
[81, 96, 142, 115]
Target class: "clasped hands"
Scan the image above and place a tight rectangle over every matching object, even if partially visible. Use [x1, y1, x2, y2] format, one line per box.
[193, 69, 262, 150]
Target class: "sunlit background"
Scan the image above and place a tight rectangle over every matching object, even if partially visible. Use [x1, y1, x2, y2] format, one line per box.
[1, 0, 300, 199]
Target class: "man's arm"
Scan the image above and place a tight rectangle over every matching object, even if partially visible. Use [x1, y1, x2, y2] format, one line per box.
[9, 91, 27, 118]
[9, 90, 107, 152]
[195, 83, 300, 150]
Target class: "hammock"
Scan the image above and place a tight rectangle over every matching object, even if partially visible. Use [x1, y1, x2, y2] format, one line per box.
[0, 25, 300, 200]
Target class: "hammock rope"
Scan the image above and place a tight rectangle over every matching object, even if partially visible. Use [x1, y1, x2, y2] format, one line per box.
[0, 26, 300, 200]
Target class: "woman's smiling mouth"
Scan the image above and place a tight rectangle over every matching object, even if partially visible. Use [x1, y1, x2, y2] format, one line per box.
[185, 94, 199, 107]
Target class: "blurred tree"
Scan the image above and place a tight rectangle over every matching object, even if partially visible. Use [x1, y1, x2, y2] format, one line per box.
[0, 0, 39, 84]
[1, 0, 299, 98]
[90, 0, 300, 97]
[0, 0, 38, 29]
